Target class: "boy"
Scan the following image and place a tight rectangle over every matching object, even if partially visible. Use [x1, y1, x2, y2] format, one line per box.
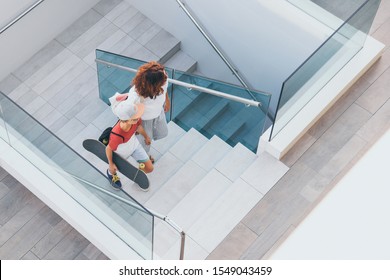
[106, 93, 153, 191]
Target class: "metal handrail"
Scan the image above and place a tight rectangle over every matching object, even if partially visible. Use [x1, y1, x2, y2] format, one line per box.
[0, 0, 45, 34]
[95, 58, 262, 107]
[58, 169, 186, 260]
[175, 0, 259, 101]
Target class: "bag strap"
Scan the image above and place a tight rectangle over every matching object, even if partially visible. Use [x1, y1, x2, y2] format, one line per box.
[110, 131, 125, 142]
[110, 119, 125, 142]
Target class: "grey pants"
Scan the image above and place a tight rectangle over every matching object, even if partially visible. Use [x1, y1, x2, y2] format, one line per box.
[136, 110, 168, 153]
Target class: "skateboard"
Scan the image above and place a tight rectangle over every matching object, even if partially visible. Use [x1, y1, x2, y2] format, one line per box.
[83, 139, 149, 190]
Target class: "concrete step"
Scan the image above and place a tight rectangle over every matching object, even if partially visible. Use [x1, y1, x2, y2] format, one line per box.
[147, 30, 181, 64]
[240, 152, 289, 195]
[215, 142, 257, 182]
[164, 50, 197, 73]
[145, 160, 207, 214]
[150, 121, 186, 159]
[169, 128, 208, 163]
[191, 135, 232, 171]
[168, 169, 232, 232]
[187, 178, 263, 253]
[145, 134, 232, 214]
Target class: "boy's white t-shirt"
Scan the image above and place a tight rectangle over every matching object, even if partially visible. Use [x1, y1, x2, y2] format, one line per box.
[128, 82, 168, 120]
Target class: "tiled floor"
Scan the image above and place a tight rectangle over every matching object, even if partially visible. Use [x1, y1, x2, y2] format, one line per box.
[0, 1, 389, 260]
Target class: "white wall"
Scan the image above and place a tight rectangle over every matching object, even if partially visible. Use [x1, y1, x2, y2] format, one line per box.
[127, 0, 234, 84]
[128, 0, 327, 114]
[0, 0, 100, 81]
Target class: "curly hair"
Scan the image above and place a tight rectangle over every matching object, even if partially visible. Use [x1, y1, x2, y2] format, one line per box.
[132, 61, 167, 99]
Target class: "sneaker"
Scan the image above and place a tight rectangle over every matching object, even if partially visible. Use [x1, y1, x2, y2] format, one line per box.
[106, 169, 122, 190]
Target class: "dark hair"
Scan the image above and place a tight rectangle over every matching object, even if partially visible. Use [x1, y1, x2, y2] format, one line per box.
[132, 61, 167, 99]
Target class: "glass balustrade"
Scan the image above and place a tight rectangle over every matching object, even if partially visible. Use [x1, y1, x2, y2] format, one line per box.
[96, 49, 271, 152]
[171, 71, 271, 152]
[0, 91, 154, 259]
[270, 0, 380, 140]
[287, 0, 368, 26]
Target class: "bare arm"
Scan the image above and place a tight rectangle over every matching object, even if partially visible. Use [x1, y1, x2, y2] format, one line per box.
[105, 145, 117, 174]
[164, 91, 170, 112]
[137, 125, 151, 145]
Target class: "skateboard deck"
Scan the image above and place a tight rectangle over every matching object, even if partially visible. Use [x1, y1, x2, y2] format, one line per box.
[83, 139, 149, 190]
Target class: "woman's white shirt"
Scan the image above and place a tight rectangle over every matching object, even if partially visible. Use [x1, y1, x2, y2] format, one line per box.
[128, 82, 168, 120]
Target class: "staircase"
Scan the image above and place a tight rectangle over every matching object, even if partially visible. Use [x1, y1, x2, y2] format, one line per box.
[0, 0, 289, 259]
[98, 122, 287, 259]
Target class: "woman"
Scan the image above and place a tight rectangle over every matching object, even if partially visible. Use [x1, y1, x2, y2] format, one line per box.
[129, 61, 170, 163]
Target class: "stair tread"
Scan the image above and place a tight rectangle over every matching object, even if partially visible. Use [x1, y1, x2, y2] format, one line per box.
[164, 50, 197, 73]
[188, 178, 263, 252]
[145, 160, 207, 214]
[126, 151, 184, 204]
[145, 29, 180, 63]
[151, 121, 186, 155]
[167, 169, 232, 231]
[215, 143, 257, 182]
[191, 135, 232, 171]
[169, 128, 208, 162]
[240, 152, 289, 194]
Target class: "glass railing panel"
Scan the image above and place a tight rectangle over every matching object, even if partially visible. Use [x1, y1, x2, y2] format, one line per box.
[96, 49, 173, 105]
[0, 94, 10, 142]
[0, 91, 154, 259]
[270, 0, 380, 140]
[172, 71, 271, 152]
[287, 0, 368, 30]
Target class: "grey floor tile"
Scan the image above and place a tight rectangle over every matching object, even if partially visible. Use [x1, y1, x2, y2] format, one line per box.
[364, 47, 390, 84]
[110, 5, 139, 28]
[0, 181, 33, 226]
[13, 40, 65, 82]
[121, 11, 147, 34]
[83, 29, 128, 67]
[102, 0, 131, 23]
[67, 17, 111, 55]
[93, 0, 124, 17]
[24, 49, 75, 90]
[145, 29, 180, 59]
[75, 243, 107, 260]
[356, 98, 390, 143]
[371, 16, 390, 47]
[31, 219, 74, 259]
[0, 206, 61, 259]
[43, 228, 90, 260]
[0, 74, 22, 95]
[75, 95, 108, 125]
[356, 66, 390, 114]
[318, 134, 367, 180]
[55, 117, 86, 143]
[56, 9, 103, 47]
[136, 23, 162, 45]
[128, 17, 155, 40]
[32, 54, 81, 95]
[207, 223, 258, 260]
[0, 195, 45, 246]
[40, 60, 90, 101]
[21, 251, 40, 260]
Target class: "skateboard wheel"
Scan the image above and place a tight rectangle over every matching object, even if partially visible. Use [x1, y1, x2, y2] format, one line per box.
[139, 163, 145, 169]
